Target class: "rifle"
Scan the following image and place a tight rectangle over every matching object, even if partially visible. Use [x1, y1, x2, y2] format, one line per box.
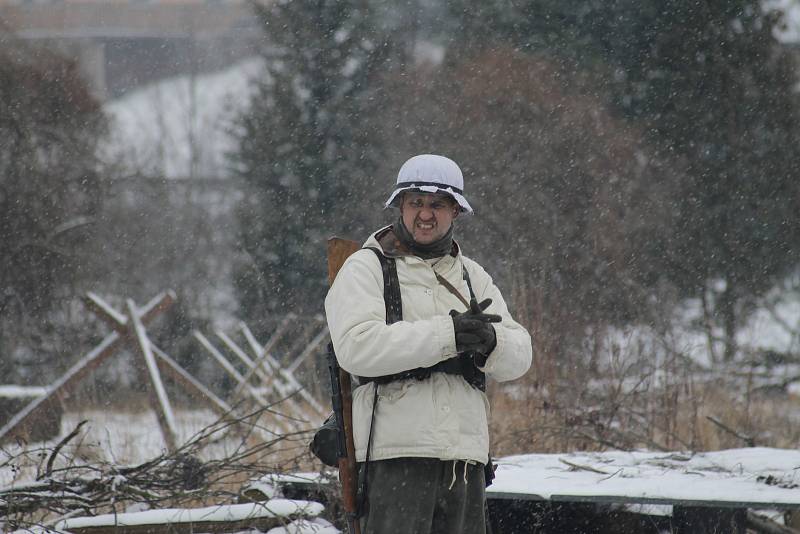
[326, 237, 361, 534]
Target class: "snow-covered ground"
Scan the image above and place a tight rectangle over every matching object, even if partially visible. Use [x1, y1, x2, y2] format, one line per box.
[492, 448, 800, 507]
[102, 57, 264, 179]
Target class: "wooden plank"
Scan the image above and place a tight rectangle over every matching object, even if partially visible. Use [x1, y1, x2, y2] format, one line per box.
[127, 299, 178, 451]
[138, 291, 177, 324]
[216, 330, 312, 422]
[544, 494, 800, 510]
[216, 330, 271, 383]
[0, 333, 117, 443]
[57, 499, 326, 534]
[286, 325, 329, 374]
[236, 322, 281, 398]
[194, 331, 249, 386]
[84, 291, 127, 329]
[240, 317, 293, 372]
[275, 475, 800, 512]
[62, 517, 286, 534]
[236, 323, 282, 398]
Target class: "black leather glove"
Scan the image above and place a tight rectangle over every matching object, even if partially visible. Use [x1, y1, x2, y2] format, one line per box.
[451, 298, 501, 357]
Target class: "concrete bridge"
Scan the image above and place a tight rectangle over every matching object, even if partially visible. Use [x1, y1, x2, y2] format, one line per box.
[0, 0, 262, 100]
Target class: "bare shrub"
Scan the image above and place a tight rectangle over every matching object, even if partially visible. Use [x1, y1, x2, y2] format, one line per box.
[489, 319, 800, 456]
[0, 405, 316, 531]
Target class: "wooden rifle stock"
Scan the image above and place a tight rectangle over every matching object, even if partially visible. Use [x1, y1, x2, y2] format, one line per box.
[327, 237, 362, 534]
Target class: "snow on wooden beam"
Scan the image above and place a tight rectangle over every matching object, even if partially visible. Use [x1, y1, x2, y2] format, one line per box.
[194, 331, 247, 386]
[241, 317, 293, 364]
[216, 330, 271, 384]
[54, 499, 325, 534]
[84, 291, 128, 328]
[150, 344, 232, 416]
[1, 333, 118, 444]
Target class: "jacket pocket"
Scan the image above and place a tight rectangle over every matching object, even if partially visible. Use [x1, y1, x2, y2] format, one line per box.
[377, 379, 412, 402]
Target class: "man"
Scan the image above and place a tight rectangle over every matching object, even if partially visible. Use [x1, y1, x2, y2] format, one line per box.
[325, 154, 532, 534]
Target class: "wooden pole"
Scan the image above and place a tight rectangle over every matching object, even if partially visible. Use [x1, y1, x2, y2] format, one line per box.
[127, 299, 178, 451]
[216, 331, 312, 422]
[150, 345, 231, 416]
[193, 331, 293, 435]
[237, 322, 326, 419]
[237, 320, 289, 397]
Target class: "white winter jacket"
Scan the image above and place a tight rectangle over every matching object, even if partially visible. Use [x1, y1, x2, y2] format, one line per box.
[324, 227, 532, 464]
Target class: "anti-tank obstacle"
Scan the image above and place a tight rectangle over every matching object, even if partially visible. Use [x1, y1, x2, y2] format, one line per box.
[192, 318, 327, 432]
[0, 291, 326, 449]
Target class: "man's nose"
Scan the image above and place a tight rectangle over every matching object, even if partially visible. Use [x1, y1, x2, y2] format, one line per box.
[418, 207, 435, 220]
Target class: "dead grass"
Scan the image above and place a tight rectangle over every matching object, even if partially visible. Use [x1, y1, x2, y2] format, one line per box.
[493, 278, 800, 455]
[489, 362, 800, 457]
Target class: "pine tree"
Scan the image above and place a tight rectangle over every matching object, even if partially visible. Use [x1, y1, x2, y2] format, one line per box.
[230, 0, 396, 322]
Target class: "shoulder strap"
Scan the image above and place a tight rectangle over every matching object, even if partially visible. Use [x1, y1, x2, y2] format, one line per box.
[462, 263, 476, 301]
[365, 247, 402, 324]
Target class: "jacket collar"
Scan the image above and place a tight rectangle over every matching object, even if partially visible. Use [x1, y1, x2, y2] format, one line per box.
[369, 225, 461, 261]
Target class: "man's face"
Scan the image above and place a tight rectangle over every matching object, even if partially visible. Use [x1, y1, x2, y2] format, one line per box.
[400, 191, 459, 245]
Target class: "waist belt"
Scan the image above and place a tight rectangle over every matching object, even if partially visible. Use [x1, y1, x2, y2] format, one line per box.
[360, 352, 486, 391]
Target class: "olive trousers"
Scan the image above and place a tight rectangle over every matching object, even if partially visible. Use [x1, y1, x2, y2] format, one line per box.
[359, 457, 487, 534]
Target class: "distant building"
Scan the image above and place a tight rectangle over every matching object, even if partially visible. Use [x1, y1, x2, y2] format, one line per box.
[0, 0, 263, 100]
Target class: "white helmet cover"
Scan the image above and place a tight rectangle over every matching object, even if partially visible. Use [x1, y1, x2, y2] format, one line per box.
[385, 154, 473, 214]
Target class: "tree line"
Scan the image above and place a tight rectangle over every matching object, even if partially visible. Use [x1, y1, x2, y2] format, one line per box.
[234, 0, 800, 370]
[2, 0, 799, 390]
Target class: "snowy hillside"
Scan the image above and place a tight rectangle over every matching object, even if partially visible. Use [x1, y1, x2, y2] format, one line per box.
[102, 57, 264, 179]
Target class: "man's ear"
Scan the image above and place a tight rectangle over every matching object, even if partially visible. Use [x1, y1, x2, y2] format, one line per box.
[453, 206, 460, 219]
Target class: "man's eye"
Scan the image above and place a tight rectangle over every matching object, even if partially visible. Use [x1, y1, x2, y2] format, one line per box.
[431, 203, 447, 210]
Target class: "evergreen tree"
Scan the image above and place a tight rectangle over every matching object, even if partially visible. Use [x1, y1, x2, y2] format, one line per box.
[231, 0, 395, 323]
